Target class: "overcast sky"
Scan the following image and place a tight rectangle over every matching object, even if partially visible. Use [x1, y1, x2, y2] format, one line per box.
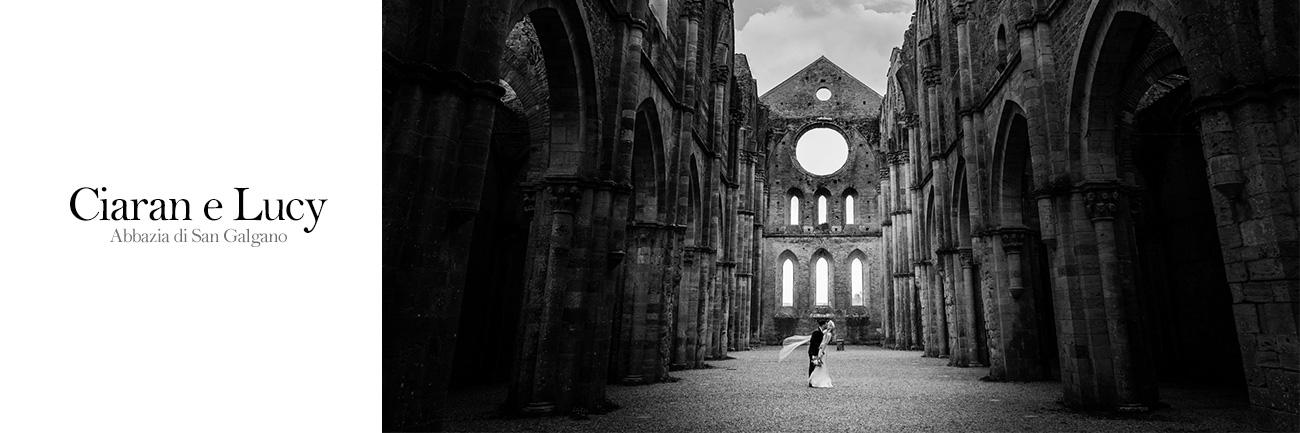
[734, 0, 914, 95]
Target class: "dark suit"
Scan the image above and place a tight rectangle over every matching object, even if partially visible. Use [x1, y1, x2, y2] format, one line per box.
[808, 329, 824, 375]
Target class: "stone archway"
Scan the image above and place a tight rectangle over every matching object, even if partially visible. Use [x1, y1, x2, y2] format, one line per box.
[610, 100, 670, 385]
[1060, 5, 1292, 419]
[988, 101, 1059, 382]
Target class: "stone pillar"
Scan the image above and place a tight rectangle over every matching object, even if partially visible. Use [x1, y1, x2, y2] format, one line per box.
[714, 260, 735, 358]
[695, 247, 716, 366]
[675, 246, 700, 368]
[1083, 186, 1145, 411]
[880, 164, 896, 347]
[669, 1, 704, 371]
[958, 247, 983, 366]
[918, 260, 939, 357]
[614, 222, 671, 384]
[662, 224, 686, 375]
[512, 181, 585, 414]
[1198, 97, 1300, 429]
[935, 250, 954, 359]
[998, 227, 1033, 380]
[383, 33, 507, 425]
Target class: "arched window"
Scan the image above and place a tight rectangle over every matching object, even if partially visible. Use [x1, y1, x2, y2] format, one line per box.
[995, 25, 1008, 70]
[815, 257, 830, 306]
[781, 259, 794, 307]
[817, 195, 828, 224]
[851, 257, 864, 306]
[649, 0, 669, 29]
[845, 195, 855, 224]
[789, 195, 800, 225]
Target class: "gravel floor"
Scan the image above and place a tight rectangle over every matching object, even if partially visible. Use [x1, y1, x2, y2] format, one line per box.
[444, 346, 1261, 432]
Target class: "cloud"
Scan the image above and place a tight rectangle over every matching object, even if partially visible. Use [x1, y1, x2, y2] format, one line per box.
[735, 0, 913, 94]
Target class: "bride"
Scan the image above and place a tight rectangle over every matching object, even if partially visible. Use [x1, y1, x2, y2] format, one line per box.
[779, 320, 835, 388]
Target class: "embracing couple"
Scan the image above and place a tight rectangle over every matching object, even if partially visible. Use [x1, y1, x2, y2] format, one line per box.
[778, 319, 835, 388]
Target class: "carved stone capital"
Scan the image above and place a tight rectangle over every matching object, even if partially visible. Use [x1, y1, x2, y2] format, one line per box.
[711, 64, 731, 84]
[958, 248, 975, 268]
[680, 0, 704, 18]
[521, 188, 538, 215]
[888, 150, 910, 165]
[546, 183, 583, 213]
[922, 65, 942, 86]
[999, 228, 1030, 253]
[901, 112, 920, 127]
[949, 0, 972, 23]
[1082, 187, 1122, 221]
[1031, 176, 1073, 199]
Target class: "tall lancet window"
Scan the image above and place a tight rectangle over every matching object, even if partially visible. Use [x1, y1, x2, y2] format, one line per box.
[789, 196, 799, 225]
[649, 0, 668, 28]
[817, 195, 828, 224]
[781, 259, 794, 307]
[851, 258, 864, 306]
[815, 257, 830, 306]
[845, 195, 855, 224]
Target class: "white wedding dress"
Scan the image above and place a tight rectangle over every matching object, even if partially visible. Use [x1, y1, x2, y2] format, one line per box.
[778, 328, 835, 388]
[809, 350, 833, 388]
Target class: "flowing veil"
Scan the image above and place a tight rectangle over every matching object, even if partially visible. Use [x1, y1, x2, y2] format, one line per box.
[777, 334, 813, 362]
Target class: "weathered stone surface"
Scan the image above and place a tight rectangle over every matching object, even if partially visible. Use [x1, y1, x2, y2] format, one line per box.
[876, 0, 1298, 425]
[389, 0, 1298, 429]
[761, 56, 882, 120]
[446, 347, 1265, 432]
[760, 57, 885, 346]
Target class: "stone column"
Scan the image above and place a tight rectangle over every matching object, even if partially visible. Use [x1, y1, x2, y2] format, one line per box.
[1198, 98, 1300, 429]
[936, 248, 960, 364]
[615, 222, 670, 384]
[999, 227, 1031, 379]
[695, 246, 716, 366]
[383, 41, 506, 427]
[959, 248, 983, 366]
[1083, 186, 1145, 411]
[880, 166, 896, 347]
[675, 246, 700, 368]
[513, 181, 585, 414]
[918, 259, 938, 357]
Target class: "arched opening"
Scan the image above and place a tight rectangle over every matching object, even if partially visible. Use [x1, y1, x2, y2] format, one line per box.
[843, 188, 858, 225]
[1079, 12, 1243, 402]
[994, 104, 1059, 381]
[630, 107, 660, 222]
[787, 188, 803, 225]
[455, 4, 603, 416]
[845, 195, 855, 224]
[789, 195, 800, 225]
[815, 257, 830, 307]
[648, 0, 668, 29]
[817, 195, 828, 225]
[955, 165, 989, 366]
[995, 25, 1009, 70]
[781, 258, 795, 307]
[453, 14, 547, 393]
[851, 257, 864, 306]
[609, 101, 665, 384]
[455, 104, 530, 390]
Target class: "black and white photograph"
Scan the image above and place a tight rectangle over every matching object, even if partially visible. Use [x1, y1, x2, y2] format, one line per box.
[382, 0, 1298, 431]
[2, 0, 1297, 432]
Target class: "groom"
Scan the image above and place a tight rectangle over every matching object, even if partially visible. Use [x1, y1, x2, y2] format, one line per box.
[808, 319, 828, 376]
